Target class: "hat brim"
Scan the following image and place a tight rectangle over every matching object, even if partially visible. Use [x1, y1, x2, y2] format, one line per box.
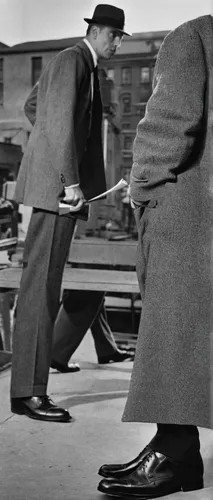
[84, 17, 131, 36]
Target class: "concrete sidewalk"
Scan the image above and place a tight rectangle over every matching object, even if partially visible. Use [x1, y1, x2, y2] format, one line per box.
[0, 331, 213, 500]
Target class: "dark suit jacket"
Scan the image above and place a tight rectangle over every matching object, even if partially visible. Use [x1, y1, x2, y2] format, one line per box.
[14, 41, 106, 212]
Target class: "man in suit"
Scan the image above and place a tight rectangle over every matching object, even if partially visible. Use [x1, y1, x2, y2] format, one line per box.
[98, 15, 213, 498]
[10, 4, 130, 423]
[19, 79, 133, 376]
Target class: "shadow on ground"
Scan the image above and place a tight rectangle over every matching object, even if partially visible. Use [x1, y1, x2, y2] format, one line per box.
[54, 377, 130, 409]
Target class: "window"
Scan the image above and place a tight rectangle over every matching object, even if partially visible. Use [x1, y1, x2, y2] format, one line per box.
[121, 67, 132, 85]
[31, 57, 42, 86]
[122, 122, 131, 129]
[136, 107, 146, 117]
[122, 94, 131, 114]
[107, 68, 115, 80]
[123, 135, 132, 150]
[150, 65, 155, 83]
[0, 58, 3, 106]
[140, 67, 150, 83]
[154, 40, 163, 51]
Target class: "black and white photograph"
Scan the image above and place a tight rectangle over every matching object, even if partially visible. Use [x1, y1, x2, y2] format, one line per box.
[0, 0, 212, 498]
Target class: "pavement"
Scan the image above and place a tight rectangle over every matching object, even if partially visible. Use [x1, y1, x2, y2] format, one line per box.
[0, 331, 213, 500]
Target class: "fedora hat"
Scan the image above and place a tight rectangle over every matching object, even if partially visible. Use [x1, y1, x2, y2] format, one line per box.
[84, 4, 131, 36]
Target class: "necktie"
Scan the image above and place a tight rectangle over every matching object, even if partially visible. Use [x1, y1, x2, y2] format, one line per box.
[92, 66, 102, 119]
[93, 66, 100, 93]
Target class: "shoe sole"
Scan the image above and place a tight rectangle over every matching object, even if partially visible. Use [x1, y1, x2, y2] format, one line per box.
[11, 406, 72, 423]
[97, 480, 203, 498]
[97, 484, 180, 498]
[98, 357, 133, 364]
[52, 369, 80, 373]
[51, 365, 80, 373]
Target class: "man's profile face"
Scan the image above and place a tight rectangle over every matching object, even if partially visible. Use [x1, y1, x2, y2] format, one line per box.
[95, 26, 123, 59]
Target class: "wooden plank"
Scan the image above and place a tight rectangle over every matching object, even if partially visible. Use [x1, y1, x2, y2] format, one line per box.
[0, 265, 139, 293]
[11, 238, 138, 267]
[0, 237, 18, 250]
[62, 268, 139, 292]
[68, 239, 137, 266]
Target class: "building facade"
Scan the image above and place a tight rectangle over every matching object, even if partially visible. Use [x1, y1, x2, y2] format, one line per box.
[0, 31, 168, 233]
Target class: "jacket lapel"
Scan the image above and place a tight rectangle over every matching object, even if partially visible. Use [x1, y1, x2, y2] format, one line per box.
[75, 40, 95, 73]
[75, 41, 96, 134]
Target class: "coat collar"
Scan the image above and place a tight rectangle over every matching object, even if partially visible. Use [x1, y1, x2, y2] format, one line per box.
[75, 39, 95, 73]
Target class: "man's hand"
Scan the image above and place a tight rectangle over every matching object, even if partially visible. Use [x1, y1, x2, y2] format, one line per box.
[62, 186, 85, 211]
[130, 198, 141, 209]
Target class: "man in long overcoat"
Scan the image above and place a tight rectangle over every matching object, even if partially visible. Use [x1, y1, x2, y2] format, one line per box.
[10, 4, 130, 423]
[98, 14, 213, 499]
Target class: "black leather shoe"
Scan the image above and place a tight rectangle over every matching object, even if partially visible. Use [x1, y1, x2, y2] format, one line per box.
[98, 450, 204, 498]
[11, 396, 72, 422]
[98, 445, 151, 478]
[51, 360, 80, 373]
[98, 349, 133, 364]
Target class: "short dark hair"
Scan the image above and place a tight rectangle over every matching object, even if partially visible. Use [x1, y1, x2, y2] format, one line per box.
[86, 23, 105, 35]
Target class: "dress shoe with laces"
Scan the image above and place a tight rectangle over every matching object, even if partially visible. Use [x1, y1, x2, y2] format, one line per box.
[11, 395, 72, 422]
[98, 445, 152, 478]
[98, 349, 133, 364]
[98, 450, 204, 498]
[51, 360, 80, 373]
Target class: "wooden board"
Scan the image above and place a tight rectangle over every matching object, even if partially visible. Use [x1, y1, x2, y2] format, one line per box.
[68, 238, 137, 267]
[0, 265, 139, 293]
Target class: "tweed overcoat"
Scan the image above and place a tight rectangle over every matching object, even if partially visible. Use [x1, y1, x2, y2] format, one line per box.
[122, 15, 213, 428]
[14, 41, 106, 212]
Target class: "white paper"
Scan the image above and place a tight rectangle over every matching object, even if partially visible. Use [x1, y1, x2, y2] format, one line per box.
[59, 178, 128, 214]
[88, 178, 128, 202]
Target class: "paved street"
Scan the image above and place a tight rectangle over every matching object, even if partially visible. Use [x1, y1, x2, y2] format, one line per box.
[0, 331, 213, 500]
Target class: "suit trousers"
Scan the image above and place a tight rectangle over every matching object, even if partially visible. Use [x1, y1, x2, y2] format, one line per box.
[11, 209, 77, 398]
[51, 295, 117, 365]
[91, 300, 117, 359]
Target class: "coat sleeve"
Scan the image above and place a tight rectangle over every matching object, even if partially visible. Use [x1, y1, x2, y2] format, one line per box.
[130, 23, 207, 202]
[37, 49, 84, 186]
[24, 82, 38, 126]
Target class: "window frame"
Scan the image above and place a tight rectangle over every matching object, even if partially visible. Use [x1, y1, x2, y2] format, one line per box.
[107, 68, 115, 81]
[140, 66, 150, 84]
[121, 93, 131, 114]
[121, 67, 132, 85]
[123, 134, 133, 151]
[0, 58, 4, 107]
[31, 56, 42, 87]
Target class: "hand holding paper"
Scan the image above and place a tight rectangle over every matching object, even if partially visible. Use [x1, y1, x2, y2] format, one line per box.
[62, 185, 85, 209]
[59, 178, 128, 215]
